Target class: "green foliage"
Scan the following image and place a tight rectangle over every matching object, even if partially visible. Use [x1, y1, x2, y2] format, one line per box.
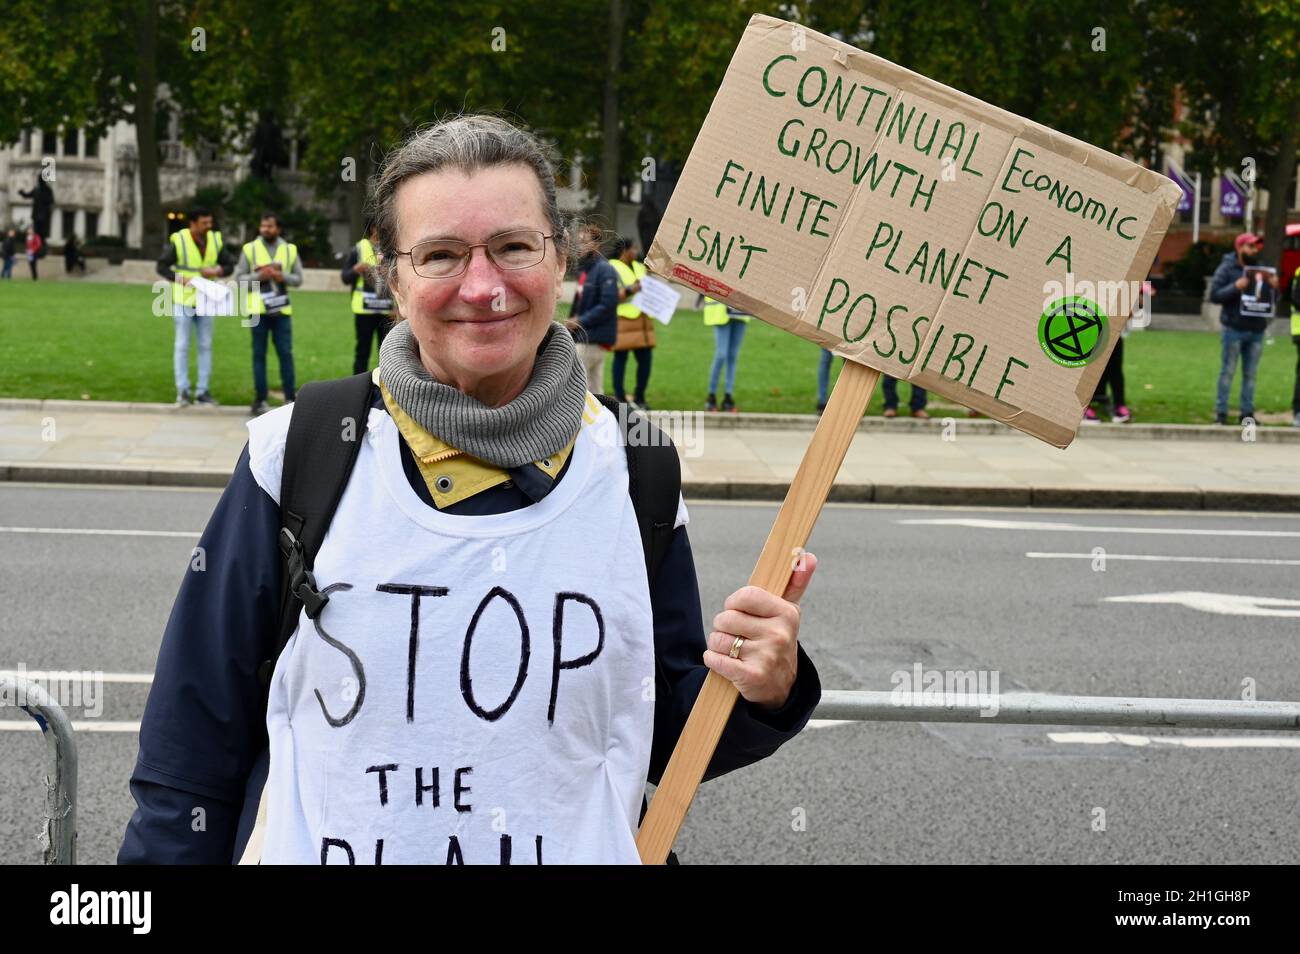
[1171, 0, 1300, 173]
[180, 176, 333, 264]
[0, 2, 198, 142]
[2, 0, 1294, 268]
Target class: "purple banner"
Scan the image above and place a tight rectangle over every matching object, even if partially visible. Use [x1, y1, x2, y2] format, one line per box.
[1166, 165, 1194, 213]
[1220, 175, 1246, 218]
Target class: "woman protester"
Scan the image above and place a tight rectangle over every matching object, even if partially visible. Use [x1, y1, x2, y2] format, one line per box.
[609, 237, 656, 409]
[119, 116, 821, 865]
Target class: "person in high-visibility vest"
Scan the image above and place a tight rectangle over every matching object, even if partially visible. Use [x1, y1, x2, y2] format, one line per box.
[155, 205, 238, 406]
[700, 294, 750, 412]
[236, 212, 302, 416]
[341, 221, 394, 374]
[1291, 266, 1300, 427]
[609, 238, 655, 409]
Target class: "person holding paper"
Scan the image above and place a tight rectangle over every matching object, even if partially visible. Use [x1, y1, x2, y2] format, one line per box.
[609, 237, 656, 409]
[236, 212, 302, 416]
[1210, 232, 1278, 424]
[342, 221, 395, 374]
[156, 206, 238, 406]
[119, 115, 821, 865]
[1291, 266, 1300, 428]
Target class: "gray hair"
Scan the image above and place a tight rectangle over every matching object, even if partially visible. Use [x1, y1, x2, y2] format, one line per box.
[367, 115, 568, 293]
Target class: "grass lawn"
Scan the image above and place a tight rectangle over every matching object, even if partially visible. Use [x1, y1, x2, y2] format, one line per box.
[1, 280, 1296, 424]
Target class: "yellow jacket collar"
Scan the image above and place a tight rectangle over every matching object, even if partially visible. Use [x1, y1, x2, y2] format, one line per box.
[378, 374, 579, 508]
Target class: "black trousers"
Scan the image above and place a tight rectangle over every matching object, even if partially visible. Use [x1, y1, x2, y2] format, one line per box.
[1093, 336, 1125, 407]
[611, 347, 653, 401]
[1293, 335, 1300, 413]
[354, 313, 392, 375]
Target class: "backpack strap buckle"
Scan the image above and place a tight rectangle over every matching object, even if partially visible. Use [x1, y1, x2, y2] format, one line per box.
[279, 526, 328, 619]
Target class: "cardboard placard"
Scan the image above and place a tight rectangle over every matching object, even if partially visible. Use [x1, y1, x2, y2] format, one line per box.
[646, 15, 1182, 447]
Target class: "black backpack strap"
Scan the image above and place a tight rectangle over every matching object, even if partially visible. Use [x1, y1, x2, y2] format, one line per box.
[594, 394, 681, 581]
[258, 372, 375, 688]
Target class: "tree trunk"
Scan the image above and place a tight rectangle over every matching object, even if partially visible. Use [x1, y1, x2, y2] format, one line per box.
[597, 0, 625, 235]
[133, 0, 163, 255]
[345, 142, 371, 242]
[1261, 97, 1300, 272]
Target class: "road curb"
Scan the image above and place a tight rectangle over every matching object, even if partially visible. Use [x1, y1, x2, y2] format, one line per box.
[4, 398, 1298, 442]
[2, 463, 231, 488]
[5, 462, 1298, 511]
[0, 398, 253, 417]
[661, 411, 1300, 443]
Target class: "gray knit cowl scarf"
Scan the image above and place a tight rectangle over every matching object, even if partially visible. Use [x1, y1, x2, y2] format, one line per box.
[377, 319, 589, 468]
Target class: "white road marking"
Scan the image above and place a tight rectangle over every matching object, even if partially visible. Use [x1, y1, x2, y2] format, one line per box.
[0, 670, 153, 684]
[1048, 731, 1300, 749]
[0, 526, 198, 538]
[0, 720, 141, 733]
[1027, 551, 1300, 567]
[806, 719, 856, 730]
[1104, 592, 1300, 617]
[901, 517, 1300, 538]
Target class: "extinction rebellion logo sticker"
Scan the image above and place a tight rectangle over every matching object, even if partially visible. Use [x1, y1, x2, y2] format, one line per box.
[1037, 296, 1108, 368]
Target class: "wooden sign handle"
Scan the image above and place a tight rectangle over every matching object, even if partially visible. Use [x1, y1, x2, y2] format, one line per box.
[636, 360, 880, 864]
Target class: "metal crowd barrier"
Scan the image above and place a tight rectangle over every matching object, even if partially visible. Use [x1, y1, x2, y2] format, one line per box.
[2, 673, 78, 864]
[814, 690, 1300, 731]
[3, 681, 1297, 865]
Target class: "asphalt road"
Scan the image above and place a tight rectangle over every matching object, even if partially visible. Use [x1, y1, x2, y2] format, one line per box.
[2, 483, 1298, 865]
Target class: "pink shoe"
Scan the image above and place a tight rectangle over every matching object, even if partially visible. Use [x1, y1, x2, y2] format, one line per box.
[1082, 406, 1099, 423]
[1112, 405, 1131, 423]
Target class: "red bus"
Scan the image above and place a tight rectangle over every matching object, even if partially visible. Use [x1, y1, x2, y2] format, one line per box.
[1282, 222, 1300, 297]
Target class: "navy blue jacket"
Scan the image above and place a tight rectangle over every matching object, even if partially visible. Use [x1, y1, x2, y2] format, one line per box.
[574, 256, 620, 346]
[118, 389, 821, 863]
[1210, 252, 1269, 333]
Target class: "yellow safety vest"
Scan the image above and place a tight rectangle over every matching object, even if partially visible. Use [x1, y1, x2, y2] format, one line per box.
[240, 238, 298, 316]
[611, 258, 648, 318]
[1293, 267, 1300, 335]
[702, 296, 751, 326]
[352, 237, 393, 315]
[170, 229, 223, 308]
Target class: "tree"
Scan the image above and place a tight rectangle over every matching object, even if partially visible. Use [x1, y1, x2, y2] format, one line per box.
[610, 0, 1170, 248]
[0, 1, 201, 255]
[778, 0, 1162, 156]
[277, 1, 534, 239]
[1171, 0, 1300, 269]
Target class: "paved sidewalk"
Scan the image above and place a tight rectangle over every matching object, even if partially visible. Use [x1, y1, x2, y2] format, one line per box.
[1, 400, 1298, 510]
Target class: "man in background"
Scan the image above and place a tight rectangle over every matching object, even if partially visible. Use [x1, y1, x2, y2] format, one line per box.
[2, 228, 16, 279]
[1210, 232, 1278, 424]
[156, 206, 238, 406]
[342, 220, 394, 374]
[1291, 265, 1300, 427]
[566, 230, 619, 394]
[236, 212, 301, 416]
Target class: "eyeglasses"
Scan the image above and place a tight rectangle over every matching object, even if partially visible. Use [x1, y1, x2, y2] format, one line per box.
[394, 229, 553, 279]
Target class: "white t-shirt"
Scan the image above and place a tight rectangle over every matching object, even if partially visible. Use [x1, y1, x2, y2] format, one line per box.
[246, 394, 687, 864]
